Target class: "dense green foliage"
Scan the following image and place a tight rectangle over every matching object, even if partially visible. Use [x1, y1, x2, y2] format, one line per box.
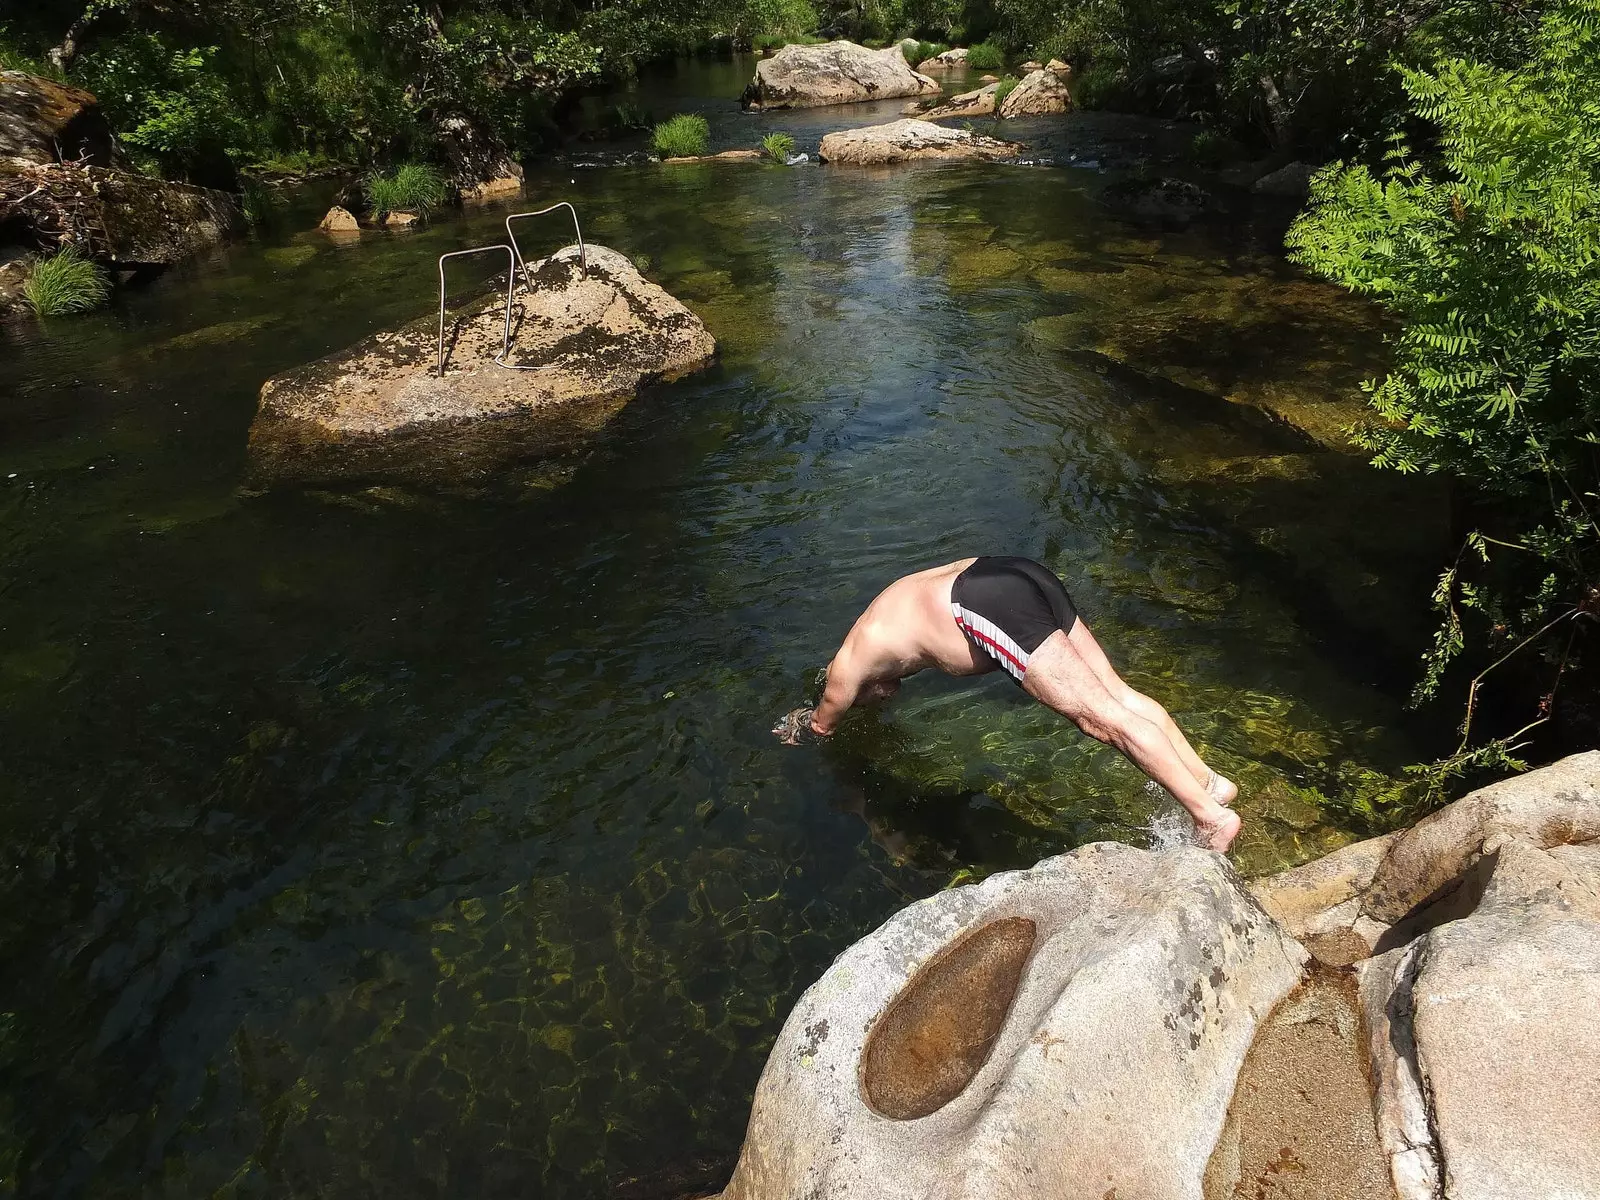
[761, 131, 796, 161]
[1289, 0, 1600, 803]
[653, 113, 710, 158]
[23, 247, 111, 316]
[365, 162, 450, 217]
[990, 0, 1547, 156]
[992, 72, 1020, 107]
[964, 38, 1004, 68]
[0, 0, 825, 184]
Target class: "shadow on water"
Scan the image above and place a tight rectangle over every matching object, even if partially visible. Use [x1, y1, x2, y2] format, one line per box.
[0, 70, 1453, 1198]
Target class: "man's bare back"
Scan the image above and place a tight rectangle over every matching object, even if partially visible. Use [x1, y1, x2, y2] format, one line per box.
[775, 557, 1241, 852]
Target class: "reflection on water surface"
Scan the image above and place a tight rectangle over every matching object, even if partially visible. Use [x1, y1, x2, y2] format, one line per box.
[0, 65, 1447, 1197]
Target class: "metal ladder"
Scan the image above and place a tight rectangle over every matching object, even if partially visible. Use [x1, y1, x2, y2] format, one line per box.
[435, 203, 588, 377]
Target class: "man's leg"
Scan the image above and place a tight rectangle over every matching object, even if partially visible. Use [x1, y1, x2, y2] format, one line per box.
[1065, 620, 1237, 806]
[1022, 631, 1240, 851]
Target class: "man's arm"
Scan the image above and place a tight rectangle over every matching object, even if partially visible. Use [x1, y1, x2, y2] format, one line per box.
[808, 647, 866, 736]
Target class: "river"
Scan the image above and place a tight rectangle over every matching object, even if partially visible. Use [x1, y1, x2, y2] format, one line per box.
[0, 54, 1448, 1198]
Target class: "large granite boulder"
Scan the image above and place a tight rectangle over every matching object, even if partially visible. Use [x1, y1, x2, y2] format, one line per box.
[1248, 753, 1600, 1199]
[742, 41, 939, 110]
[248, 244, 716, 486]
[717, 843, 1306, 1200]
[1359, 837, 1600, 1200]
[0, 158, 240, 267]
[818, 119, 1021, 166]
[0, 69, 119, 167]
[998, 67, 1072, 117]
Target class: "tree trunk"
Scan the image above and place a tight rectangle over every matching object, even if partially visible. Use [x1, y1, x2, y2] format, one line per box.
[1258, 72, 1293, 150]
[47, 13, 96, 72]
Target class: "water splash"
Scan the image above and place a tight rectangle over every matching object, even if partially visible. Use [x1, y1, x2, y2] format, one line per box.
[1143, 780, 1197, 849]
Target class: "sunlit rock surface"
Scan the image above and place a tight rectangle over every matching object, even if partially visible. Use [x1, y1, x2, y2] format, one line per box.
[998, 67, 1072, 118]
[818, 120, 1021, 166]
[918, 83, 998, 120]
[1254, 753, 1600, 1199]
[248, 244, 716, 486]
[743, 42, 939, 110]
[717, 843, 1306, 1200]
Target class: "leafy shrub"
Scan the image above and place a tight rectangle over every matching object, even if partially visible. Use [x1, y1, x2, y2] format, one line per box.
[652, 114, 710, 159]
[364, 163, 449, 218]
[762, 131, 796, 161]
[23, 248, 110, 317]
[965, 41, 1005, 70]
[914, 40, 949, 63]
[73, 34, 244, 183]
[1071, 58, 1122, 109]
[992, 74, 1020, 108]
[1287, 0, 1600, 786]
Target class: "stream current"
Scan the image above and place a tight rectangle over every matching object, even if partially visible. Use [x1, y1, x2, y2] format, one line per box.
[0, 55, 1450, 1197]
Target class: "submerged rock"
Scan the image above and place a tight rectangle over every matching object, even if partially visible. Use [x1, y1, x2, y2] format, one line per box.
[0, 69, 119, 168]
[818, 119, 1021, 165]
[1099, 175, 1215, 223]
[717, 842, 1306, 1200]
[998, 67, 1072, 117]
[0, 158, 241, 267]
[248, 244, 716, 487]
[742, 41, 939, 110]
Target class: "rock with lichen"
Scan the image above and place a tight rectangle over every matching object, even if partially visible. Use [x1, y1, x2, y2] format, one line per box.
[743, 41, 940, 109]
[818, 119, 1021, 165]
[248, 244, 716, 487]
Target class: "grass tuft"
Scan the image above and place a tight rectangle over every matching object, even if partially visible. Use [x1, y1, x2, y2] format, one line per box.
[993, 74, 1021, 110]
[364, 162, 449, 219]
[762, 132, 796, 162]
[653, 114, 710, 159]
[239, 179, 284, 227]
[965, 41, 1005, 70]
[23, 247, 111, 317]
[914, 41, 949, 64]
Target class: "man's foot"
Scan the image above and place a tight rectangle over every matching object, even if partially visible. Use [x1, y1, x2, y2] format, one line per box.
[1205, 769, 1238, 807]
[1195, 807, 1241, 852]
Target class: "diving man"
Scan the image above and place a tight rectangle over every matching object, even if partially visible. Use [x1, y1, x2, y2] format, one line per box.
[774, 556, 1240, 851]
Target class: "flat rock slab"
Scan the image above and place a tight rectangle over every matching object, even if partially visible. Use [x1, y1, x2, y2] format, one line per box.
[818, 119, 1022, 165]
[248, 244, 715, 486]
[743, 41, 939, 109]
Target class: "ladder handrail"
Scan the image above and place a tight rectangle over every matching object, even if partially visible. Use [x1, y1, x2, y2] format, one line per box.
[437, 245, 516, 377]
[505, 203, 587, 294]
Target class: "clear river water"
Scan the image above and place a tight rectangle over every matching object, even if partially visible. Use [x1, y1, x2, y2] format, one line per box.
[0, 54, 1451, 1199]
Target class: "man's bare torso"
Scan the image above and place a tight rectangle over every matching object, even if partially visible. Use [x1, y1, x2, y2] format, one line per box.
[829, 558, 993, 685]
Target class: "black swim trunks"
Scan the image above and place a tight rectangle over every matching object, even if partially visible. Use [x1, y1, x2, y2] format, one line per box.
[950, 556, 1079, 683]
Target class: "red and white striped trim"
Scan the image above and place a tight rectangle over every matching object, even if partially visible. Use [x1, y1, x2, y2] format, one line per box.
[951, 603, 1030, 680]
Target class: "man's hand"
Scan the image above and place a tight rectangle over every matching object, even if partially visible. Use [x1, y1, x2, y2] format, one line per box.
[772, 707, 819, 745]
